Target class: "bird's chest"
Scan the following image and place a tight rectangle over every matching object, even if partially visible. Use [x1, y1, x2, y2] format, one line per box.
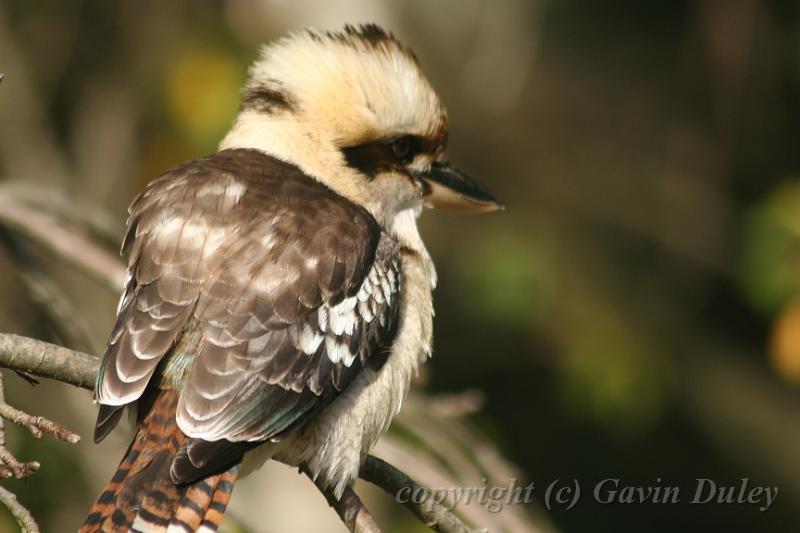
[274, 251, 433, 495]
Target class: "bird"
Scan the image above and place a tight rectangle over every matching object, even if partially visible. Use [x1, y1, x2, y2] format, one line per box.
[81, 23, 501, 533]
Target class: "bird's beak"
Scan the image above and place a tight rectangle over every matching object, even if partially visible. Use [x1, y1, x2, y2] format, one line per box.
[417, 162, 504, 213]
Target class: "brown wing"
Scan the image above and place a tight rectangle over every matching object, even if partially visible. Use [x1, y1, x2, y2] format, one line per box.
[169, 234, 400, 483]
[94, 149, 399, 452]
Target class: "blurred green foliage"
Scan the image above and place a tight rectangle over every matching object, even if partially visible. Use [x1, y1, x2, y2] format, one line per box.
[454, 224, 558, 327]
[740, 180, 800, 314]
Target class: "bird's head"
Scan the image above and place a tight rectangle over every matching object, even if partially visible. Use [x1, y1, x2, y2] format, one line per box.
[221, 24, 502, 243]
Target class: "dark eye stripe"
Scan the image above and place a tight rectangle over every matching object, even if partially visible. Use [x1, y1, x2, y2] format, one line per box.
[341, 135, 431, 179]
[341, 141, 397, 179]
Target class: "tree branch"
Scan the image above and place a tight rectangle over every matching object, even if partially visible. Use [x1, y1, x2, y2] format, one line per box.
[361, 456, 476, 533]
[301, 466, 381, 533]
[0, 334, 98, 390]
[0, 484, 38, 533]
[0, 364, 81, 533]
[0, 333, 479, 533]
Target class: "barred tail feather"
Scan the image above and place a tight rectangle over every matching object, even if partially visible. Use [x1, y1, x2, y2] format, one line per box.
[167, 467, 238, 532]
[81, 391, 239, 533]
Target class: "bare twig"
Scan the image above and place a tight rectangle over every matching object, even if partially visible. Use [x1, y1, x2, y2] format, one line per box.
[0, 371, 42, 532]
[0, 335, 83, 533]
[0, 484, 38, 533]
[361, 455, 477, 533]
[0, 333, 481, 533]
[301, 466, 381, 533]
[0, 371, 39, 479]
[0, 402, 81, 445]
[0, 358, 81, 532]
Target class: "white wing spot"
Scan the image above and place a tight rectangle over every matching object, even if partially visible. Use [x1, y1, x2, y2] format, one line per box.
[325, 336, 352, 364]
[299, 324, 324, 354]
[318, 307, 329, 333]
[329, 296, 357, 336]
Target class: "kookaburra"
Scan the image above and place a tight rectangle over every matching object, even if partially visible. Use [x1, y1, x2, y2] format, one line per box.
[82, 24, 500, 532]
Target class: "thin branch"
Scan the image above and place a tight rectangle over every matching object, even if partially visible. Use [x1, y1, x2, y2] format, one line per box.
[0, 371, 40, 532]
[361, 456, 477, 533]
[0, 484, 38, 533]
[301, 466, 381, 533]
[0, 333, 479, 533]
[0, 334, 98, 390]
[0, 371, 34, 477]
[0, 402, 81, 445]
[0, 373, 38, 479]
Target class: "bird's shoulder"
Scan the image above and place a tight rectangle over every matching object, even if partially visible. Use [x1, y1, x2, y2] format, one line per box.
[124, 148, 388, 305]
[127, 148, 379, 250]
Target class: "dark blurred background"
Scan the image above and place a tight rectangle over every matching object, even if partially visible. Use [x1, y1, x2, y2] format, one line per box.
[2, 1, 800, 532]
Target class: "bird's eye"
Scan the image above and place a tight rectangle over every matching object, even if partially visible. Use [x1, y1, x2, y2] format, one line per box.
[391, 136, 414, 163]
